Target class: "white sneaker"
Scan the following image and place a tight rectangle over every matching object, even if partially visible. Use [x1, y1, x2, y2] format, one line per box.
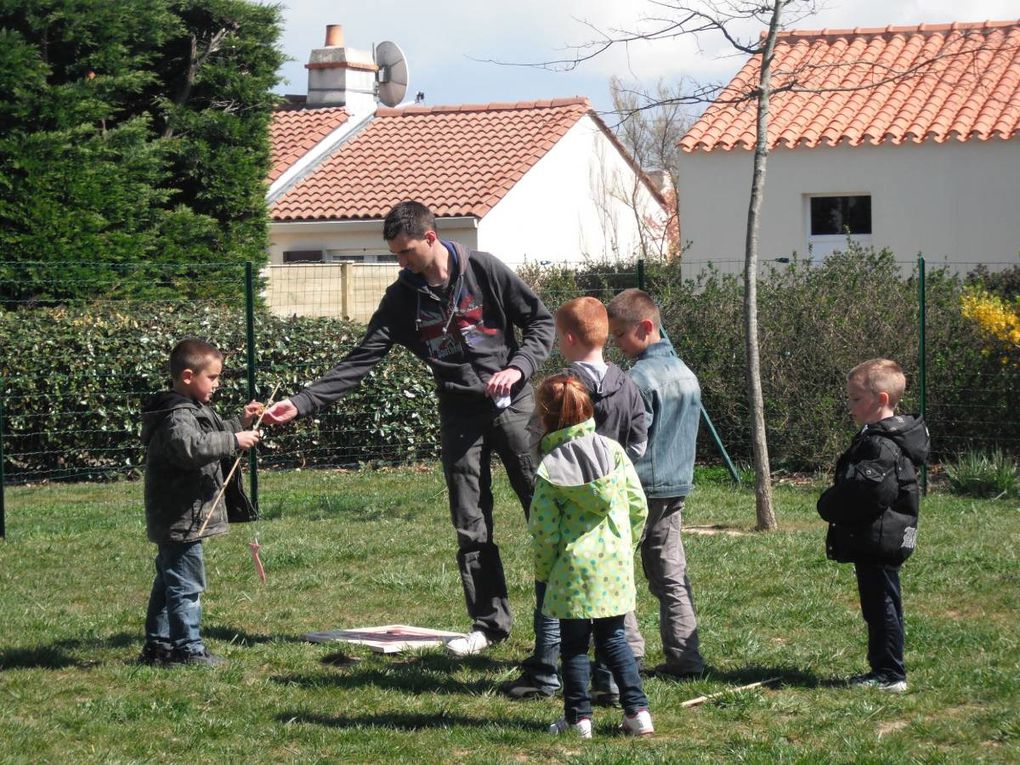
[549, 717, 593, 739]
[445, 630, 491, 656]
[621, 709, 654, 736]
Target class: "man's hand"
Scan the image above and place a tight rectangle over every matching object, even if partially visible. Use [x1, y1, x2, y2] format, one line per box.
[486, 367, 523, 399]
[235, 430, 261, 450]
[262, 399, 298, 425]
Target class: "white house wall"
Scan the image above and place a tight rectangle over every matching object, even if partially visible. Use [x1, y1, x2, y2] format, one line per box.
[678, 138, 1020, 275]
[479, 114, 668, 267]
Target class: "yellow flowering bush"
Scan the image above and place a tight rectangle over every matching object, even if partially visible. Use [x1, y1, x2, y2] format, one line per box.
[960, 288, 1020, 366]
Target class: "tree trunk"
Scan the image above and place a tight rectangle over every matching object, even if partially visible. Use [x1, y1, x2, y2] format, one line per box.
[742, 2, 784, 531]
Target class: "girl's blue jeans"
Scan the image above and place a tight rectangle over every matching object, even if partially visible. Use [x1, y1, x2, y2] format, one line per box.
[561, 614, 648, 722]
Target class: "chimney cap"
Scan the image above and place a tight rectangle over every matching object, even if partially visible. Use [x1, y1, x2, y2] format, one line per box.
[325, 24, 343, 47]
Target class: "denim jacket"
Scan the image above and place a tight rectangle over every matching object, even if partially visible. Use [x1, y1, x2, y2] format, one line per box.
[628, 339, 701, 498]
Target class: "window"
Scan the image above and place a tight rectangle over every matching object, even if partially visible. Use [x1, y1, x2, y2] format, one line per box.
[809, 195, 871, 236]
[805, 194, 873, 261]
[325, 252, 398, 264]
[282, 250, 324, 263]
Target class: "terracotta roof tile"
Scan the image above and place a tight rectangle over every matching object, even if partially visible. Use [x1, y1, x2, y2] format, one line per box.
[270, 98, 592, 222]
[682, 20, 1020, 152]
[268, 106, 350, 182]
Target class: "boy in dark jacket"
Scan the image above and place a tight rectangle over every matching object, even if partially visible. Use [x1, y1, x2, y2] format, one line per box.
[818, 358, 929, 693]
[502, 296, 647, 701]
[140, 339, 262, 667]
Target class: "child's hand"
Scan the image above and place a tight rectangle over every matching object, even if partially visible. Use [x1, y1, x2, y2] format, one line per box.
[235, 430, 261, 450]
[241, 400, 265, 427]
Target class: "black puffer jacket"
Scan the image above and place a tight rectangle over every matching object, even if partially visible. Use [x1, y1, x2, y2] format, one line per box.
[817, 415, 929, 565]
[141, 392, 242, 543]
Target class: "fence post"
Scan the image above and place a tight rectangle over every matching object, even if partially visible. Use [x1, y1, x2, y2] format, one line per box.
[918, 255, 927, 494]
[637, 257, 646, 291]
[244, 262, 260, 509]
[0, 378, 6, 539]
[341, 262, 354, 319]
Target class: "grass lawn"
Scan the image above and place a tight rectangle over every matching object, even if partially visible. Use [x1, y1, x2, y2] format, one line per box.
[1, 466, 1017, 764]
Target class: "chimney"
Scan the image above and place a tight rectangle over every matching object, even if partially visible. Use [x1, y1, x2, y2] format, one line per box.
[306, 24, 378, 114]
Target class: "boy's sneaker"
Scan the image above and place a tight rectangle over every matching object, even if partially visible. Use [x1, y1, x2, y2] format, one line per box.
[849, 673, 908, 693]
[138, 643, 172, 666]
[168, 647, 227, 667]
[620, 709, 654, 736]
[549, 717, 593, 739]
[445, 631, 492, 657]
[499, 675, 556, 700]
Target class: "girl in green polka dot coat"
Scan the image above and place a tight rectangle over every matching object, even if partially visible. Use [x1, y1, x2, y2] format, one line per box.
[530, 374, 652, 735]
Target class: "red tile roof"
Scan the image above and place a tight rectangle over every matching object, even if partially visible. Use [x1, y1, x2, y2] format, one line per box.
[269, 105, 350, 182]
[270, 98, 595, 222]
[681, 20, 1020, 152]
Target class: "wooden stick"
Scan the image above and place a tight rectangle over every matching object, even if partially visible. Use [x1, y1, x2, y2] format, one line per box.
[680, 677, 780, 708]
[195, 383, 280, 538]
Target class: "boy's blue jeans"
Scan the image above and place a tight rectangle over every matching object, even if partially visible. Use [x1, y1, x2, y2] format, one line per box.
[145, 540, 207, 654]
[561, 615, 648, 722]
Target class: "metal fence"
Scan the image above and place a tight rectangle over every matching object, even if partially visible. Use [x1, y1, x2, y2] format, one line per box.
[2, 253, 1017, 537]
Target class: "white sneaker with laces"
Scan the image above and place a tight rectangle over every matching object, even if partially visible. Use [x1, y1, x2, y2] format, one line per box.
[445, 630, 491, 656]
[549, 717, 593, 739]
[621, 709, 654, 736]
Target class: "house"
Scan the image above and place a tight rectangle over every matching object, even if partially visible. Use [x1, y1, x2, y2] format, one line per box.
[677, 20, 1020, 275]
[266, 25, 670, 319]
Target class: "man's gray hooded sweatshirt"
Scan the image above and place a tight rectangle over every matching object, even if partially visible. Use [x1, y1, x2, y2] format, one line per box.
[141, 391, 242, 543]
[289, 242, 554, 416]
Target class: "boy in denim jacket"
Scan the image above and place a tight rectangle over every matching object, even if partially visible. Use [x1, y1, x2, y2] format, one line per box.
[817, 358, 929, 692]
[606, 288, 705, 678]
[139, 339, 262, 667]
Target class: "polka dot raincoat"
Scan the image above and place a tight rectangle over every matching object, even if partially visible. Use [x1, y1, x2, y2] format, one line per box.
[528, 418, 648, 619]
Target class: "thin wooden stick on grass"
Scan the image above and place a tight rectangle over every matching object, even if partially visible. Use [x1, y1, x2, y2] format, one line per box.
[680, 677, 781, 708]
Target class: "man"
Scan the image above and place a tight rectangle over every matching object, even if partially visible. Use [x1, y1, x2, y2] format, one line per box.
[264, 200, 555, 659]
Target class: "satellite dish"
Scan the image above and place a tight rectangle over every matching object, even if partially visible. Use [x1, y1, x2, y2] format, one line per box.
[374, 41, 410, 107]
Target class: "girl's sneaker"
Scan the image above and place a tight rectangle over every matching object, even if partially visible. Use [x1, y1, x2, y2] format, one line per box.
[549, 717, 593, 739]
[621, 709, 654, 736]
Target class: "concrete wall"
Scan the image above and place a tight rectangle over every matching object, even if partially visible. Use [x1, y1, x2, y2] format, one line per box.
[678, 138, 1020, 276]
[480, 114, 670, 267]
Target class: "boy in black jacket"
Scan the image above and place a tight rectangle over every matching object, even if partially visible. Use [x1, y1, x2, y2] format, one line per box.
[818, 358, 929, 692]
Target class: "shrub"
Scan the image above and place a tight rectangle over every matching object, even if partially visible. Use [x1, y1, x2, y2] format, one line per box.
[0, 302, 439, 481]
[944, 450, 1019, 498]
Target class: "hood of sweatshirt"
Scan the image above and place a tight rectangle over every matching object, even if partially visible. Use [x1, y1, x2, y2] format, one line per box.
[865, 414, 930, 465]
[568, 361, 629, 402]
[140, 391, 197, 446]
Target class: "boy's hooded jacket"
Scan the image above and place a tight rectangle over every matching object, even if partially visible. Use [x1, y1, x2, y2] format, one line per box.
[141, 392, 251, 543]
[290, 242, 554, 415]
[817, 414, 929, 565]
[529, 419, 648, 619]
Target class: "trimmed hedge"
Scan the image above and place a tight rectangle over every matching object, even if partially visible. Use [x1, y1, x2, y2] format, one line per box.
[0, 303, 439, 481]
[1, 250, 1017, 482]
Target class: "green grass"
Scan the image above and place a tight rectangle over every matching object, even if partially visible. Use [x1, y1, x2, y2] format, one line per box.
[1, 467, 1018, 764]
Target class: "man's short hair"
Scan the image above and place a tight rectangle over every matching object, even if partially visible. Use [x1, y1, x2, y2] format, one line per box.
[383, 200, 436, 241]
[606, 288, 661, 326]
[556, 297, 608, 349]
[848, 358, 906, 407]
[169, 338, 223, 380]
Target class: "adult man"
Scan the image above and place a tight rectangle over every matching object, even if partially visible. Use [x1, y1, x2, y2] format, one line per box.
[264, 200, 555, 659]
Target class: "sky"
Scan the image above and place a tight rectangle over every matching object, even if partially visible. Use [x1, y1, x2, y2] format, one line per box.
[274, 1, 1018, 114]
